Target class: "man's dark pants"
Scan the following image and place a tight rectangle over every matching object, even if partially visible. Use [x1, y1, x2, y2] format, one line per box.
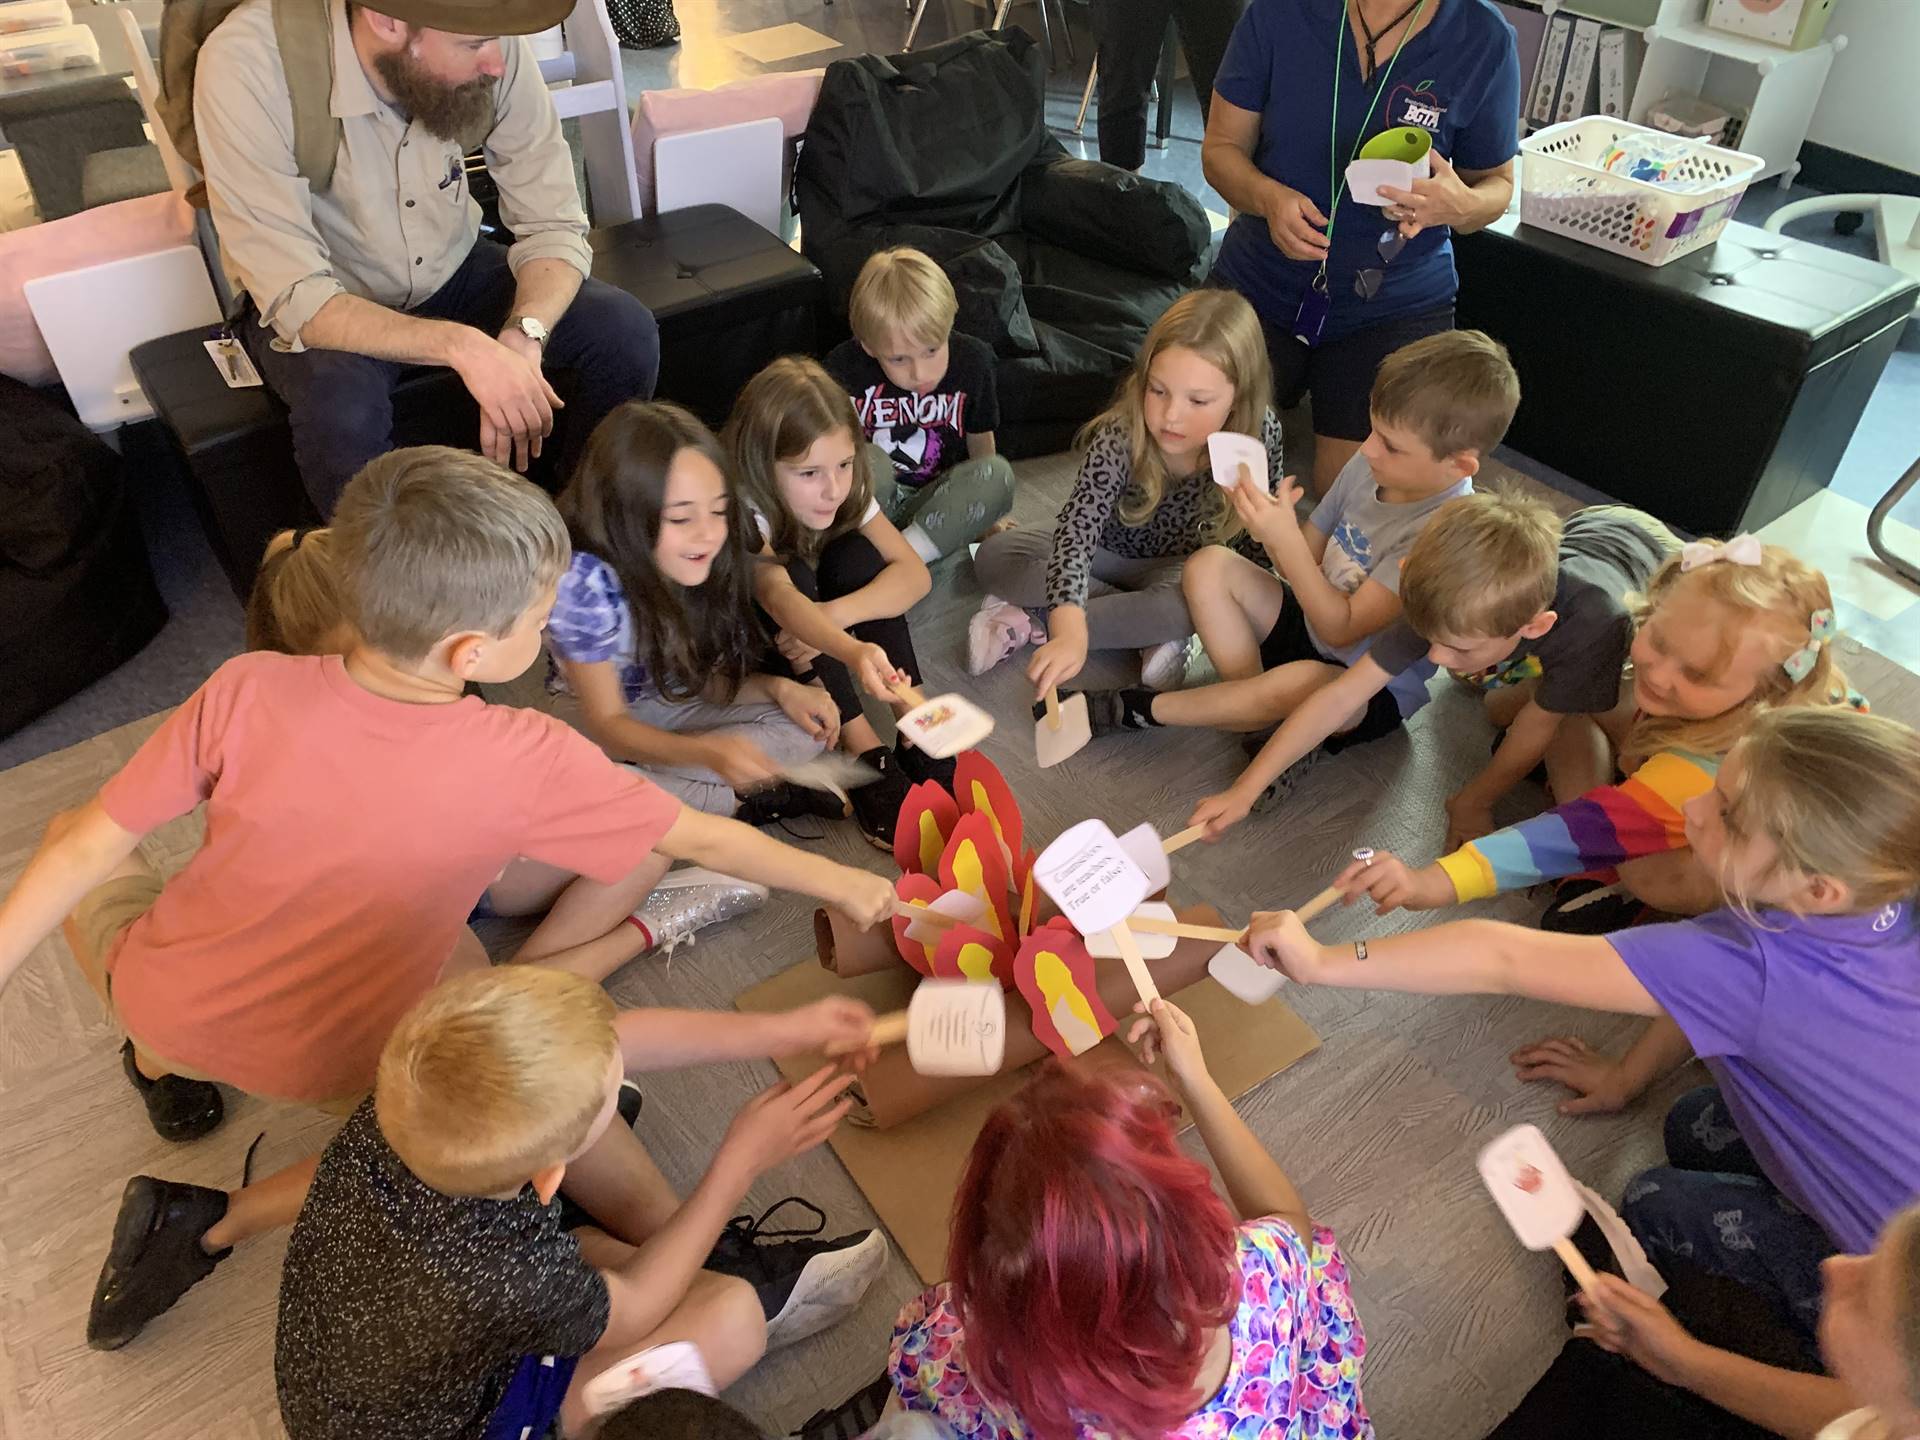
[242, 238, 659, 514]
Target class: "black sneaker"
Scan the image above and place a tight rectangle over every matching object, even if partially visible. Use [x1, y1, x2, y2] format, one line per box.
[734, 781, 850, 829]
[555, 1082, 644, 1232]
[1540, 878, 1651, 934]
[87, 1176, 231, 1350]
[705, 1197, 888, 1348]
[121, 1041, 223, 1143]
[893, 736, 956, 790]
[1250, 745, 1326, 813]
[848, 748, 912, 851]
[794, 1372, 894, 1440]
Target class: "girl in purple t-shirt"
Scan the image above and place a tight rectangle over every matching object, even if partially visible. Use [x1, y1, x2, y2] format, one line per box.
[1249, 705, 1920, 1343]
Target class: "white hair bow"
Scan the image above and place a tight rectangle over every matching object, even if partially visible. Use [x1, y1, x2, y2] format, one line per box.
[1679, 533, 1764, 571]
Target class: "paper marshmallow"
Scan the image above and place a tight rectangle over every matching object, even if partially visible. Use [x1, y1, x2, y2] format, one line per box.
[895, 688, 996, 760]
[905, 979, 1007, 1076]
[1206, 431, 1268, 490]
[1345, 154, 1432, 207]
[899, 889, 991, 945]
[1117, 822, 1173, 894]
[1478, 1124, 1586, 1251]
[1476, 1124, 1602, 1300]
[1207, 941, 1285, 1005]
[1086, 902, 1178, 959]
[1036, 688, 1092, 769]
[1033, 820, 1152, 937]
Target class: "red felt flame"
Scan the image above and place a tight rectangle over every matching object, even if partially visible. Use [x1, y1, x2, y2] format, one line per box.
[938, 811, 1014, 944]
[889, 873, 949, 977]
[893, 781, 960, 877]
[953, 751, 1023, 866]
[1012, 927, 1116, 1059]
[928, 924, 1016, 986]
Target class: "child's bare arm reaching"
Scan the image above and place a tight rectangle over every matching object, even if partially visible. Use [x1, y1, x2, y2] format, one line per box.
[1128, 999, 1311, 1234]
[655, 807, 894, 928]
[1231, 473, 1402, 649]
[1246, 911, 1665, 1017]
[0, 799, 143, 994]
[751, 553, 902, 700]
[1512, 1015, 1695, 1116]
[1190, 655, 1395, 836]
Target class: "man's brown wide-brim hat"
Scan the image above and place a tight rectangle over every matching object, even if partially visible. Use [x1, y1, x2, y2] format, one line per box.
[363, 0, 577, 37]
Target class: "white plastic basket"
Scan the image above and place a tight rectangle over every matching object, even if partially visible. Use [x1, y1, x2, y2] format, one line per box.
[1519, 116, 1764, 266]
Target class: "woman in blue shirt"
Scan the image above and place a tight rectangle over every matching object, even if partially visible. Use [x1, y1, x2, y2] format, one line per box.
[1204, 0, 1521, 495]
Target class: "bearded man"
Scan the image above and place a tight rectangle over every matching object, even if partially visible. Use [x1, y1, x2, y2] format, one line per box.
[194, 0, 658, 511]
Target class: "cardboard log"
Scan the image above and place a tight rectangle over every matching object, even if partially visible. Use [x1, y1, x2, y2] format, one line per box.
[815, 907, 900, 978]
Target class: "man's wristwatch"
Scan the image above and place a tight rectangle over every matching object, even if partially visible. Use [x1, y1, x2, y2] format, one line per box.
[507, 315, 549, 350]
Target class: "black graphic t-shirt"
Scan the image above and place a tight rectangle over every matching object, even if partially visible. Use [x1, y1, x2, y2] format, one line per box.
[826, 333, 1000, 489]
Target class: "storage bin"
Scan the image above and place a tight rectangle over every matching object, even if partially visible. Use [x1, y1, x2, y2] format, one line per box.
[0, 21, 98, 75]
[1518, 116, 1764, 266]
[0, 0, 72, 35]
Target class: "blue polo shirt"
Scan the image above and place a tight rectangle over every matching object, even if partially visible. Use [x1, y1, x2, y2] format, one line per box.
[1211, 0, 1520, 343]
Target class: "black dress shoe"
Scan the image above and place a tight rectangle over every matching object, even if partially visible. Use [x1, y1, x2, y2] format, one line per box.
[87, 1176, 231, 1350]
[121, 1041, 223, 1142]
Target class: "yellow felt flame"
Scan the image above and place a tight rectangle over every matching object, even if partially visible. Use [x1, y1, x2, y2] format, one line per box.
[1035, 950, 1103, 1053]
[956, 943, 997, 983]
[1018, 870, 1035, 936]
[949, 838, 1004, 940]
[917, 810, 946, 877]
[969, 778, 1018, 875]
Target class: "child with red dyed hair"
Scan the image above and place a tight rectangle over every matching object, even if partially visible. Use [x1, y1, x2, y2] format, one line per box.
[880, 1000, 1370, 1440]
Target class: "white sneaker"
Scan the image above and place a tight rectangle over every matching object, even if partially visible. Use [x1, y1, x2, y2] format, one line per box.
[1140, 635, 1198, 691]
[631, 868, 769, 959]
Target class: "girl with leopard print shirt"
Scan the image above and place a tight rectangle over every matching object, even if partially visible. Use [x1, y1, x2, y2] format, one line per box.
[971, 289, 1283, 696]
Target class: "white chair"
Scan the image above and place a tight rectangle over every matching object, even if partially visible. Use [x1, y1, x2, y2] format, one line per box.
[1764, 193, 1920, 317]
[653, 115, 783, 235]
[23, 242, 221, 429]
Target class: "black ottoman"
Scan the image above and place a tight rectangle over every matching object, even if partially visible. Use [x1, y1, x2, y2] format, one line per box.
[135, 206, 820, 601]
[1455, 215, 1918, 536]
[589, 204, 822, 429]
[129, 332, 475, 599]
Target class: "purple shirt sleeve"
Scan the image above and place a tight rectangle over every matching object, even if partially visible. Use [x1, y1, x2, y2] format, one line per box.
[1607, 911, 1766, 1061]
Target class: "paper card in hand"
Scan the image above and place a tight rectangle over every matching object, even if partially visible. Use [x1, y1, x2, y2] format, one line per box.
[1478, 1123, 1587, 1251]
[897, 692, 995, 760]
[1086, 902, 1178, 959]
[899, 888, 990, 945]
[891, 873, 950, 976]
[1208, 942, 1286, 1004]
[1036, 690, 1092, 769]
[1117, 822, 1172, 894]
[903, 979, 1008, 1077]
[1206, 431, 1268, 490]
[1033, 819, 1152, 937]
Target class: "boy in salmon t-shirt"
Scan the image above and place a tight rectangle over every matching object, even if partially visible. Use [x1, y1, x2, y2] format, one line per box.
[0, 447, 894, 1351]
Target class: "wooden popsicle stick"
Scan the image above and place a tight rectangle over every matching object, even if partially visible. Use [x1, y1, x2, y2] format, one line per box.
[1127, 916, 1247, 943]
[1553, 1235, 1602, 1302]
[1044, 686, 1063, 731]
[892, 681, 927, 708]
[1294, 884, 1344, 923]
[1161, 824, 1207, 854]
[827, 1010, 910, 1056]
[1105, 922, 1161, 1005]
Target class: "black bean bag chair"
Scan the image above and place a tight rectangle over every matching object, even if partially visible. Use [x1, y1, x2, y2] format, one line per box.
[797, 29, 1214, 457]
[2, 378, 167, 738]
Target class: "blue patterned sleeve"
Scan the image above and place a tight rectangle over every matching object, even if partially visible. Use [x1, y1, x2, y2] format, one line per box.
[546, 553, 627, 665]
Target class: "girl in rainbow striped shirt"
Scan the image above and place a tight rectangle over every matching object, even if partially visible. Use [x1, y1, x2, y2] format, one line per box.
[1336, 536, 1863, 1112]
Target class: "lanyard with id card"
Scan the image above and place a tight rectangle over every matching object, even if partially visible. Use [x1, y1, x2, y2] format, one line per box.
[1291, 0, 1429, 348]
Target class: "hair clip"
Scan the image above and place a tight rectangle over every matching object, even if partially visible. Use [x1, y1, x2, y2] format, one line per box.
[290, 526, 315, 551]
[1679, 533, 1764, 572]
[1782, 607, 1835, 683]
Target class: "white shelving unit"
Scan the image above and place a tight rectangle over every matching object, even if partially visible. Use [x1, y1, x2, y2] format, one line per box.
[1518, 0, 1845, 188]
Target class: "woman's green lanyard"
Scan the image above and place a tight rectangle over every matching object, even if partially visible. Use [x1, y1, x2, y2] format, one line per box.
[1293, 0, 1429, 345]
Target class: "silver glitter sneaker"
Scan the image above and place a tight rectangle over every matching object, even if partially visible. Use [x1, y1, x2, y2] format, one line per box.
[632, 868, 769, 959]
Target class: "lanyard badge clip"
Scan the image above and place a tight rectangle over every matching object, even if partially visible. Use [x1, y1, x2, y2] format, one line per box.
[1292, 268, 1333, 347]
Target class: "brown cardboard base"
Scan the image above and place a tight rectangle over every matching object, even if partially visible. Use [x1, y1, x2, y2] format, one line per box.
[736, 916, 1320, 1285]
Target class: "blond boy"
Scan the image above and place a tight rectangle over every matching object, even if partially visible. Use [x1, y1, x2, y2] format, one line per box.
[824, 246, 1015, 561]
[0, 447, 891, 1350]
[276, 967, 878, 1440]
[1062, 331, 1522, 823]
[1189, 490, 1675, 839]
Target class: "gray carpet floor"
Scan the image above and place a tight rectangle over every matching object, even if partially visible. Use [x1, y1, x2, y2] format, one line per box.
[1, 447, 1915, 1440]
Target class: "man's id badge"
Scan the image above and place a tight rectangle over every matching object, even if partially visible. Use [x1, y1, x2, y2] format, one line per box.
[203, 336, 263, 388]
